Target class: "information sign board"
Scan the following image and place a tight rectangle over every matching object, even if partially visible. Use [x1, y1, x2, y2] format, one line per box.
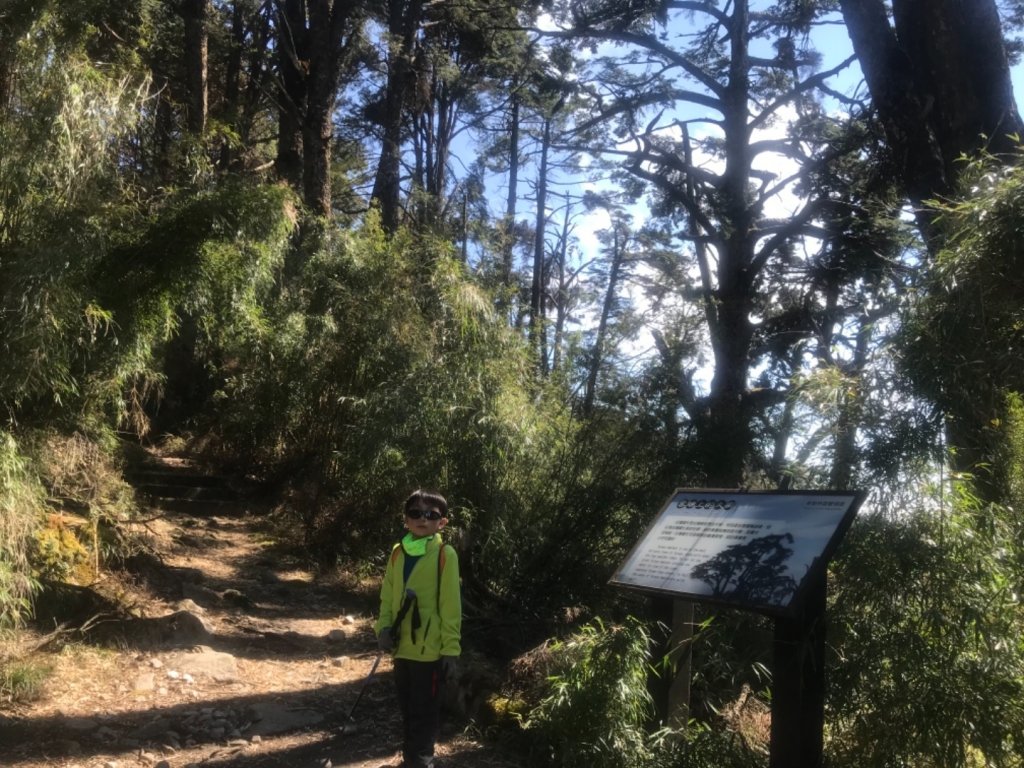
[610, 489, 864, 616]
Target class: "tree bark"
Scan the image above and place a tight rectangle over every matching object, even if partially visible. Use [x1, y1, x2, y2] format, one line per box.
[371, 0, 424, 232]
[182, 0, 209, 135]
[839, 0, 1023, 243]
[275, 0, 307, 190]
[583, 225, 625, 417]
[503, 91, 521, 290]
[303, 0, 349, 216]
[529, 114, 551, 372]
[701, 0, 755, 488]
[551, 195, 571, 374]
[840, 0, 1024, 498]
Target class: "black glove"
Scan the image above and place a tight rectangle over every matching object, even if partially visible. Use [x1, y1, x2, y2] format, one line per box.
[440, 655, 458, 681]
[378, 626, 394, 653]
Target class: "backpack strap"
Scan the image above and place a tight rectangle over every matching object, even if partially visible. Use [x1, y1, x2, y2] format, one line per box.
[437, 544, 446, 601]
[392, 539, 447, 609]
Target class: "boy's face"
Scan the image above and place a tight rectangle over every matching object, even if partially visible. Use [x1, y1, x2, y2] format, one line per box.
[404, 501, 447, 539]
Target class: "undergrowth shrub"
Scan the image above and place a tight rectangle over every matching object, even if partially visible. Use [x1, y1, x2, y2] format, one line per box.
[213, 214, 545, 561]
[26, 431, 143, 582]
[523, 617, 764, 768]
[0, 432, 44, 629]
[828, 486, 1024, 767]
[524, 617, 661, 768]
[0, 659, 51, 704]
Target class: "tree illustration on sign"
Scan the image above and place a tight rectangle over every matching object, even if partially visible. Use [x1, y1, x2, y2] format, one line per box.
[690, 532, 798, 606]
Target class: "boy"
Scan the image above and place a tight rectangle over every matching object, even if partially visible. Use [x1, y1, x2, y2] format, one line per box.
[375, 490, 461, 768]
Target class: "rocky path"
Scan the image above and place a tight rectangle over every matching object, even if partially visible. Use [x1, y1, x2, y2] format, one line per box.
[0, 451, 520, 768]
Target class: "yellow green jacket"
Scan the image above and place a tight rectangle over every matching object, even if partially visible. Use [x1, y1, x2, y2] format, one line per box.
[375, 534, 462, 661]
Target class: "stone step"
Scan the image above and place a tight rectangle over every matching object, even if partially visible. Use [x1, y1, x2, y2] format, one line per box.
[150, 496, 247, 516]
[126, 469, 230, 488]
[121, 442, 260, 516]
[135, 483, 239, 502]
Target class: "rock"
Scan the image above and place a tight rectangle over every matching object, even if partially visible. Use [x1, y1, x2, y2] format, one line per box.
[247, 702, 324, 736]
[130, 716, 173, 740]
[342, 615, 356, 625]
[176, 598, 205, 614]
[62, 716, 99, 732]
[221, 588, 252, 608]
[125, 610, 213, 648]
[134, 672, 156, 693]
[331, 656, 350, 667]
[165, 647, 239, 683]
[326, 629, 347, 643]
[149, 658, 164, 669]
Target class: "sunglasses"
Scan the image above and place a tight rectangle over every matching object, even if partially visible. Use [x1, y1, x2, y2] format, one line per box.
[406, 507, 443, 521]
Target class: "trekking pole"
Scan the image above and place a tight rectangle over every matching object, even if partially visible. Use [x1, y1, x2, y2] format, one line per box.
[340, 652, 383, 736]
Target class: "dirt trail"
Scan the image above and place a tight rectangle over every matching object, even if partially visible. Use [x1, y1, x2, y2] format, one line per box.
[0, 451, 520, 768]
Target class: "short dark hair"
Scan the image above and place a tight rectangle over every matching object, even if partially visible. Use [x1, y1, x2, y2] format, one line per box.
[404, 489, 448, 517]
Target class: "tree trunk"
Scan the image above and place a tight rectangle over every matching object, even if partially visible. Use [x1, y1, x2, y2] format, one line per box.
[503, 91, 521, 291]
[529, 115, 551, 372]
[701, 0, 755, 488]
[218, 1, 244, 170]
[839, 0, 1023, 243]
[551, 195, 571, 374]
[840, 0, 1024, 498]
[830, 316, 871, 490]
[583, 226, 625, 417]
[275, 0, 307, 190]
[371, 0, 424, 232]
[303, 0, 342, 217]
[182, 0, 209, 135]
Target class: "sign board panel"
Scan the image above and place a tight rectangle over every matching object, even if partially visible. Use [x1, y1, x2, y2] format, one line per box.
[610, 489, 864, 616]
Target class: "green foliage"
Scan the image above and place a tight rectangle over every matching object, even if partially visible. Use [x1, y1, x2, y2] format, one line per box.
[1, 7, 295, 438]
[524, 617, 765, 768]
[1004, 392, 1024, 519]
[0, 42, 150, 427]
[213, 213, 539, 556]
[30, 523, 91, 583]
[0, 659, 51, 704]
[471, 408, 686, 618]
[525, 617, 661, 768]
[0, 432, 43, 629]
[901, 152, 1024, 499]
[828, 491, 1024, 767]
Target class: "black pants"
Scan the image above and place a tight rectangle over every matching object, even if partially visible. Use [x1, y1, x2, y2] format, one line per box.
[393, 658, 443, 768]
